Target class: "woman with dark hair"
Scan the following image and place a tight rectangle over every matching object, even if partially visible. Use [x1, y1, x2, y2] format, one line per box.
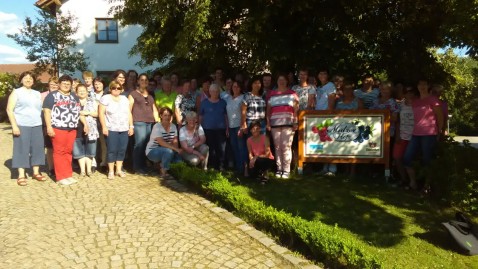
[129, 73, 159, 175]
[225, 80, 248, 174]
[199, 84, 228, 170]
[6, 71, 45, 186]
[196, 76, 213, 111]
[146, 107, 183, 178]
[267, 74, 298, 179]
[99, 80, 134, 180]
[171, 72, 182, 94]
[125, 69, 138, 93]
[403, 79, 444, 193]
[110, 69, 127, 94]
[93, 76, 108, 168]
[247, 120, 275, 184]
[241, 75, 266, 135]
[43, 75, 83, 185]
[175, 80, 197, 126]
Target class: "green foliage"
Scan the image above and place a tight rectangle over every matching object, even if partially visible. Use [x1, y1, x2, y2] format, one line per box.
[0, 73, 18, 98]
[433, 49, 478, 135]
[112, 0, 478, 80]
[8, 8, 89, 77]
[430, 137, 478, 212]
[170, 163, 382, 268]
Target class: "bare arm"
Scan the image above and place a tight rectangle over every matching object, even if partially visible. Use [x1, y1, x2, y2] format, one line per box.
[327, 93, 336, 110]
[266, 103, 271, 130]
[6, 90, 19, 135]
[308, 93, 316, 109]
[152, 103, 160, 122]
[155, 136, 181, 152]
[128, 95, 135, 112]
[241, 103, 248, 133]
[432, 105, 444, 137]
[98, 104, 108, 136]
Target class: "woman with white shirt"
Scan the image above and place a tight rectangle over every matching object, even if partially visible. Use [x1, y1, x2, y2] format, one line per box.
[225, 81, 248, 175]
[99, 81, 134, 180]
[179, 111, 209, 170]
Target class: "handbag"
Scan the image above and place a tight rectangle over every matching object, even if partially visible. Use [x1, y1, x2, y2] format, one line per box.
[442, 212, 478, 255]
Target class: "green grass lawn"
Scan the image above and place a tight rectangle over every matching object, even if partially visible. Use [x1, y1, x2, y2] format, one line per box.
[231, 170, 478, 268]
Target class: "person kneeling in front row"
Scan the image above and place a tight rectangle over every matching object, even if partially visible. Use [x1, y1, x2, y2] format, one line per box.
[179, 111, 209, 170]
[145, 107, 183, 178]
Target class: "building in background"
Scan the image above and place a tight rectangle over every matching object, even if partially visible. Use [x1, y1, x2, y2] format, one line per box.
[35, 0, 161, 79]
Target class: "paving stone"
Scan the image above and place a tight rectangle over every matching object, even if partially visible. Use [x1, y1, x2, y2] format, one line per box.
[0, 122, 306, 269]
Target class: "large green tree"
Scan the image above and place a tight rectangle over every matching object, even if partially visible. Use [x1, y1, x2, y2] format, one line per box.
[111, 0, 477, 79]
[8, 8, 89, 77]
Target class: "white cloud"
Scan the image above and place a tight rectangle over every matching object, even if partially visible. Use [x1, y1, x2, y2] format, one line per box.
[0, 11, 22, 35]
[0, 44, 28, 64]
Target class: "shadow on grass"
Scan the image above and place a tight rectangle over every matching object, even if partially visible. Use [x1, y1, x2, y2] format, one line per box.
[242, 173, 406, 248]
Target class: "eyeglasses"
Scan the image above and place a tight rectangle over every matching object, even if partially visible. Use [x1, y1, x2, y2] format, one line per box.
[110, 87, 121, 90]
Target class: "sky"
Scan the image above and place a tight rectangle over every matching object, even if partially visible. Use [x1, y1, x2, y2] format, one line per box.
[0, 0, 37, 64]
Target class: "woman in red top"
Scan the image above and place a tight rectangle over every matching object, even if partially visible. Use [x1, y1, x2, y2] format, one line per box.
[247, 120, 274, 184]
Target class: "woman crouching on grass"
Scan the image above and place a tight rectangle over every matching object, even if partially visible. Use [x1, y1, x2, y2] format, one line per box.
[247, 120, 275, 184]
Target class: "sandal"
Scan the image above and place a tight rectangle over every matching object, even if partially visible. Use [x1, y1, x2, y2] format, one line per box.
[107, 172, 115, 180]
[32, 174, 47, 181]
[17, 177, 27, 186]
[116, 171, 126, 178]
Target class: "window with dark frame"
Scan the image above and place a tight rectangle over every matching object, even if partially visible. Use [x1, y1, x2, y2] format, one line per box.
[95, 18, 118, 43]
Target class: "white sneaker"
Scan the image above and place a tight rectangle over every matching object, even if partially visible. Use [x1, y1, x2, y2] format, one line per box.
[324, 171, 335, 177]
[68, 178, 78, 184]
[281, 172, 290, 179]
[58, 179, 72, 186]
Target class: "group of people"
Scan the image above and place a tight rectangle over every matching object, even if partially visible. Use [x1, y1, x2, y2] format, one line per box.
[6, 67, 446, 191]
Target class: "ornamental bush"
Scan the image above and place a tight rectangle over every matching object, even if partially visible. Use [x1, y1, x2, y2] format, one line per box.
[170, 163, 383, 268]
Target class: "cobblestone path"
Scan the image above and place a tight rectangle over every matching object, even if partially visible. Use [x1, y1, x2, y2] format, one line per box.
[0, 124, 297, 269]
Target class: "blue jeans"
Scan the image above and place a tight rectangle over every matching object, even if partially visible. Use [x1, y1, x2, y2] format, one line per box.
[204, 129, 227, 170]
[229, 127, 248, 173]
[146, 147, 182, 170]
[133, 122, 153, 172]
[73, 137, 97, 159]
[106, 131, 129, 163]
[403, 135, 437, 167]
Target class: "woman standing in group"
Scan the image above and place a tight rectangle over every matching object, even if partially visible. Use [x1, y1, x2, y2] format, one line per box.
[109, 69, 127, 94]
[179, 111, 209, 170]
[199, 84, 228, 170]
[266, 74, 299, 179]
[6, 72, 45, 186]
[129, 73, 159, 175]
[43, 75, 83, 185]
[92, 77, 108, 168]
[73, 84, 99, 177]
[175, 80, 197, 127]
[41, 76, 58, 177]
[146, 107, 183, 178]
[196, 76, 212, 112]
[241, 75, 266, 135]
[99, 81, 134, 180]
[403, 79, 444, 193]
[225, 81, 248, 175]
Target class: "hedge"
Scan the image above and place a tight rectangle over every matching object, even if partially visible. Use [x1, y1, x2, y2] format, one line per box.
[170, 163, 383, 268]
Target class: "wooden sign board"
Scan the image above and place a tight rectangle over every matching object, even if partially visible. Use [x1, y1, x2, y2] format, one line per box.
[298, 110, 390, 179]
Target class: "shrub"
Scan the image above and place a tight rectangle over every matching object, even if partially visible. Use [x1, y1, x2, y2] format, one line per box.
[170, 163, 383, 268]
[430, 137, 478, 212]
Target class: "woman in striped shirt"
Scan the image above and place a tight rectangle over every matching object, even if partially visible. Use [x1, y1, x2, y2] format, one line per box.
[146, 107, 183, 178]
[266, 74, 299, 179]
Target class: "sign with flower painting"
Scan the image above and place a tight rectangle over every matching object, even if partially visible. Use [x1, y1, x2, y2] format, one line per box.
[298, 110, 391, 174]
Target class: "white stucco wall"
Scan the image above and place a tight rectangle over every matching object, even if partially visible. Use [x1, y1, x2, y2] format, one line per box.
[59, 0, 161, 78]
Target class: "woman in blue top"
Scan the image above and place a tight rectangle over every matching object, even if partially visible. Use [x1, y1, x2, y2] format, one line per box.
[6, 72, 45, 186]
[199, 84, 228, 170]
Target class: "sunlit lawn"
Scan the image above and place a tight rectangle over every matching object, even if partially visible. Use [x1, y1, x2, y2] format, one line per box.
[234, 168, 478, 268]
